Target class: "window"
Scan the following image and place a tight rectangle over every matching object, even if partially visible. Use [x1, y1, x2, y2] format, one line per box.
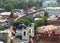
[24, 31, 26, 36]
[29, 29, 31, 33]
[5, 21, 8, 23]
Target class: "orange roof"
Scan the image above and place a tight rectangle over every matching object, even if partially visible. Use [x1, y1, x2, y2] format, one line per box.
[38, 25, 58, 32]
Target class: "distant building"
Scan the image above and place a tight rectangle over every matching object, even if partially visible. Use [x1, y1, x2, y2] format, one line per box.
[0, 11, 18, 27]
[20, 0, 44, 3]
[0, 12, 18, 19]
[42, 0, 57, 8]
[12, 9, 20, 12]
[44, 7, 60, 16]
[0, 8, 5, 13]
[37, 24, 60, 37]
[33, 10, 45, 20]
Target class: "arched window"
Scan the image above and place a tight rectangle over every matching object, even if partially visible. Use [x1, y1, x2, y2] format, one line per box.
[29, 29, 31, 33]
[24, 31, 26, 36]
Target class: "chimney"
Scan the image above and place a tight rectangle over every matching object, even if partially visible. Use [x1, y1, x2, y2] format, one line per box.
[9, 11, 14, 18]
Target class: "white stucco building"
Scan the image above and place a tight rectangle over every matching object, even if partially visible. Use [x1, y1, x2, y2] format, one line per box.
[42, 0, 57, 8]
[0, 29, 12, 43]
[15, 23, 34, 40]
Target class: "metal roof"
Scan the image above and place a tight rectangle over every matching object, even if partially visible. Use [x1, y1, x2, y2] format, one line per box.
[0, 19, 8, 22]
[0, 12, 11, 16]
[44, 7, 60, 9]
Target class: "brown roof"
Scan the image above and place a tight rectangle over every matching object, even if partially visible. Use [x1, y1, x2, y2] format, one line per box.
[38, 25, 58, 32]
[7, 11, 18, 19]
[9, 11, 14, 18]
[53, 20, 60, 26]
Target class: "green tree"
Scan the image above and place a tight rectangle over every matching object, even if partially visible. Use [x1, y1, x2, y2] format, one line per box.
[44, 11, 48, 25]
[47, 20, 54, 24]
[4, 3, 14, 11]
[34, 19, 45, 34]
[13, 2, 19, 9]
[13, 21, 20, 28]
[34, 19, 44, 27]
[26, 16, 33, 22]
[39, 1, 43, 7]
[0, 26, 4, 30]
[27, 0, 35, 8]
[13, 19, 24, 27]
[57, 0, 60, 4]
[44, 11, 48, 17]
[42, 16, 48, 25]
[23, 19, 31, 26]
[17, 2, 25, 9]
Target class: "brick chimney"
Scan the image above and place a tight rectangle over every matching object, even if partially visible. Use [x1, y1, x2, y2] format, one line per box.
[9, 11, 14, 18]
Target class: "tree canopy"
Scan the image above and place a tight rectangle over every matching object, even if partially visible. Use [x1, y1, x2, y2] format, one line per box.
[34, 12, 54, 34]
[0, 25, 4, 30]
[23, 19, 31, 26]
[4, 3, 14, 11]
[57, 0, 60, 4]
[13, 16, 33, 27]
[0, 0, 43, 11]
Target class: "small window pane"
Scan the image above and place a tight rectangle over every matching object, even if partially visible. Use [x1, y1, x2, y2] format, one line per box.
[24, 31, 26, 36]
[29, 29, 31, 33]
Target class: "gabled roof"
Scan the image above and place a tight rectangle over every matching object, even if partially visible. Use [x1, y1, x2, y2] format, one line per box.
[18, 24, 26, 30]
